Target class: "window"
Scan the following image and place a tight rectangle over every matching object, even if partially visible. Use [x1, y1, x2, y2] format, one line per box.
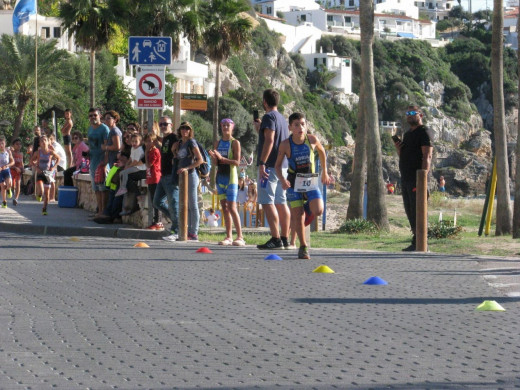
[314, 58, 318, 67]
[301, 14, 306, 21]
[266, 6, 272, 14]
[344, 16, 351, 23]
[53, 27, 61, 38]
[323, 58, 327, 65]
[327, 15, 333, 22]
[41, 27, 50, 39]
[446, 2, 450, 8]
[349, 0, 355, 5]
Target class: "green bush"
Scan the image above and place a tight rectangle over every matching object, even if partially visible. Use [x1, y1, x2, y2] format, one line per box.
[428, 221, 463, 239]
[336, 219, 378, 234]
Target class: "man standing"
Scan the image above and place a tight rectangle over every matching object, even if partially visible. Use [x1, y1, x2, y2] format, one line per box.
[87, 107, 110, 217]
[394, 105, 433, 251]
[155, 116, 180, 241]
[254, 89, 291, 249]
[61, 109, 74, 168]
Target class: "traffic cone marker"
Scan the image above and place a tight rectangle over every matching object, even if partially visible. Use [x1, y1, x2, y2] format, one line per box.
[312, 265, 335, 273]
[134, 242, 149, 248]
[363, 276, 388, 285]
[264, 254, 283, 260]
[196, 247, 213, 253]
[475, 300, 506, 311]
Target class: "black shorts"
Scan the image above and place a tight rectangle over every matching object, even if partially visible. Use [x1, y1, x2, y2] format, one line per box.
[63, 134, 72, 145]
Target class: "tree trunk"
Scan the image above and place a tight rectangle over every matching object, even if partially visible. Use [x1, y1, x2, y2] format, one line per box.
[209, 61, 221, 190]
[347, 85, 366, 219]
[12, 97, 29, 141]
[90, 50, 96, 108]
[360, 0, 388, 230]
[513, 10, 520, 238]
[491, 0, 512, 235]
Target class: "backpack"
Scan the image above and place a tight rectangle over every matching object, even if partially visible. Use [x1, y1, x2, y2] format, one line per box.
[190, 140, 211, 178]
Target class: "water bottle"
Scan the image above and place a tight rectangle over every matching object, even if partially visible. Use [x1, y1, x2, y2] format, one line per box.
[261, 167, 270, 188]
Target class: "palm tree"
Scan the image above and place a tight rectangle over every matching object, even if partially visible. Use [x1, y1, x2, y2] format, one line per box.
[60, 0, 121, 107]
[347, 86, 366, 219]
[0, 34, 69, 140]
[121, 0, 203, 59]
[491, 0, 512, 235]
[515, 10, 520, 238]
[359, 0, 388, 229]
[202, 0, 253, 146]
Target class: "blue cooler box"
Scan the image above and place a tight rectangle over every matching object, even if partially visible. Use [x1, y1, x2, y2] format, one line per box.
[58, 186, 78, 208]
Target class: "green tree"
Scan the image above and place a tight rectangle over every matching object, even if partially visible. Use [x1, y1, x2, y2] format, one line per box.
[0, 34, 69, 140]
[60, 0, 122, 107]
[201, 0, 253, 146]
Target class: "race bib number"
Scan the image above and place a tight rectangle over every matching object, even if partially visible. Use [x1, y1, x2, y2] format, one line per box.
[294, 173, 319, 192]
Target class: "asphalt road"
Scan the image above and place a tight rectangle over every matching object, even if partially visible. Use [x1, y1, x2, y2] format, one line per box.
[0, 231, 519, 389]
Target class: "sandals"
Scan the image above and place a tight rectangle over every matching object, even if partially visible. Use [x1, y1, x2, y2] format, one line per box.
[232, 238, 246, 247]
[218, 238, 233, 246]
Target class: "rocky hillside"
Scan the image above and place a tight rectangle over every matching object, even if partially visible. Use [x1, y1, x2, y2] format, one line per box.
[201, 19, 516, 197]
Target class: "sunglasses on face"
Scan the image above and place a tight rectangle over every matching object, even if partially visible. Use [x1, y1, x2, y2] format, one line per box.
[159, 122, 171, 127]
[406, 111, 419, 116]
[89, 114, 98, 118]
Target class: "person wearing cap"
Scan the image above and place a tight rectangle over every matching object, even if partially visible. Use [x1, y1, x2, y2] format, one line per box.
[393, 105, 433, 252]
[171, 121, 203, 241]
[209, 118, 245, 246]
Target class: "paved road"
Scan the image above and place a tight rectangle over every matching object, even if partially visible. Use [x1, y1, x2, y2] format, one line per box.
[0, 231, 519, 389]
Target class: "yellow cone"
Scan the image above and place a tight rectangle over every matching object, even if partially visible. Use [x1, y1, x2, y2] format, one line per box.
[312, 265, 335, 273]
[475, 300, 506, 311]
[133, 242, 149, 248]
[69, 237, 80, 242]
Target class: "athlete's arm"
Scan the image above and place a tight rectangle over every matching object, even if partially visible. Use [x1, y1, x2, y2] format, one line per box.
[310, 135, 330, 186]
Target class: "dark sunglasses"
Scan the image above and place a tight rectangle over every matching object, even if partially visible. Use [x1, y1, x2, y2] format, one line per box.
[180, 127, 191, 131]
[406, 111, 419, 116]
[159, 122, 171, 127]
[88, 114, 98, 118]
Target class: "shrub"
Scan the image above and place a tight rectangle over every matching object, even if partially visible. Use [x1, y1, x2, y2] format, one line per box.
[429, 191, 450, 208]
[336, 219, 378, 234]
[428, 221, 463, 239]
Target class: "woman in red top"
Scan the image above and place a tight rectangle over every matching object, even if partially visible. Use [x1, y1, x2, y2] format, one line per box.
[144, 133, 162, 230]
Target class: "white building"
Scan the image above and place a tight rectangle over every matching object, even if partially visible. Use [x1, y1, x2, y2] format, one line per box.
[284, 8, 435, 39]
[168, 36, 209, 95]
[251, 0, 320, 16]
[259, 14, 353, 93]
[0, 10, 76, 52]
[413, 0, 457, 20]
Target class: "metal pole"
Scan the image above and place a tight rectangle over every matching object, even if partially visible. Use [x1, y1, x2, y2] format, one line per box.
[178, 170, 188, 241]
[34, 8, 38, 126]
[416, 169, 428, 252]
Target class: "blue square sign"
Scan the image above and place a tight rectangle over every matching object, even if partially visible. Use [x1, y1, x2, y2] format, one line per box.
[128, 36, 172, 65]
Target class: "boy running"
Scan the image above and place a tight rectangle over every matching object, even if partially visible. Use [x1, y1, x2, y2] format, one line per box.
[275, 113, 330, 259]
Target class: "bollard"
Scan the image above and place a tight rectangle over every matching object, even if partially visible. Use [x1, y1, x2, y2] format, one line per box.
[178, 170, 188, 241]
[416, 169, 428, 252]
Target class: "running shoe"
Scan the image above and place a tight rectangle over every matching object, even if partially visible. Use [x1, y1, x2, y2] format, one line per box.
[304, 201, 315, 227]
[1, 201, 6, 208]
[36, 195, 42, 202]
[12, 199, 18, 206]
[257, 237, 283, 250]
[7, 189, 12, 199]
[281, 236, 290, 250]
[42, 208, 48, 216]
[162, 233, 178, 242]
[298, 246, 310, 259]
[188, 233, 199, 241]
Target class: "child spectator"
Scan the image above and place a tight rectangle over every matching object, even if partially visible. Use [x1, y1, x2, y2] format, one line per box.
[63, 131, 89, 186]
[144, 133, 163, 230]
[237, 177, 248, 206]
[204, 208, 220, 227]
[115, 133, 145, 197]
[0, 135, 14, 208]
[9, 138, 23, 206]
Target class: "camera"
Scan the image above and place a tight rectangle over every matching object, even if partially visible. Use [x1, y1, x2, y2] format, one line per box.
[391, 135, 401, 143]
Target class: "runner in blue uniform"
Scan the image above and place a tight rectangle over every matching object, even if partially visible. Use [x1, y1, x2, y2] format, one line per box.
[275, 112, 330, 259]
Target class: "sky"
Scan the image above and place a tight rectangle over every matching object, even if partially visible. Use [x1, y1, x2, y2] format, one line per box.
[463, 0, 493, 12]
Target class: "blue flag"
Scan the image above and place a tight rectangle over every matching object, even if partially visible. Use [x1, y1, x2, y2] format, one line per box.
[12, 0, 37, 34]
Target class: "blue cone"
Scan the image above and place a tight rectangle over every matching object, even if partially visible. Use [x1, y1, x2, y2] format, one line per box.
[363, 276, 388, 285]
[264, 254, 283, 260]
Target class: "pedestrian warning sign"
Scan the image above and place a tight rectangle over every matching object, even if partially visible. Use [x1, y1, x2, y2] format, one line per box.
[136, 66, 165, 109]
[128, 36, 172, 65]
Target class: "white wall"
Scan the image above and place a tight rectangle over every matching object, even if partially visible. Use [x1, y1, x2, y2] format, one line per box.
[375, 0, 419, 19]
[285, 8, 327, 30]
[262, 17, 322, 53]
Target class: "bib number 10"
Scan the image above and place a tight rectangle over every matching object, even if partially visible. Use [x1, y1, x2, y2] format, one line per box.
[294, 173, 319, 192]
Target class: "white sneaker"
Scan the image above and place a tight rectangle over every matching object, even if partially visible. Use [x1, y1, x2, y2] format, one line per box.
[162, 234, 178, 242]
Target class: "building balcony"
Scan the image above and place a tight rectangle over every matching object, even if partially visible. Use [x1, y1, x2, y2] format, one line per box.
[169, 60, 208, 80]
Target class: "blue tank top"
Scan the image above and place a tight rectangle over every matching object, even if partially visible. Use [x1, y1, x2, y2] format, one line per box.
[216, 138, 232, 176]
[288, 135, 315, 175]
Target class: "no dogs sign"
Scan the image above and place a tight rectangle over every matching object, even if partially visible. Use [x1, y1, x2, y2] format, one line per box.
[136, 66, 165, 109]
